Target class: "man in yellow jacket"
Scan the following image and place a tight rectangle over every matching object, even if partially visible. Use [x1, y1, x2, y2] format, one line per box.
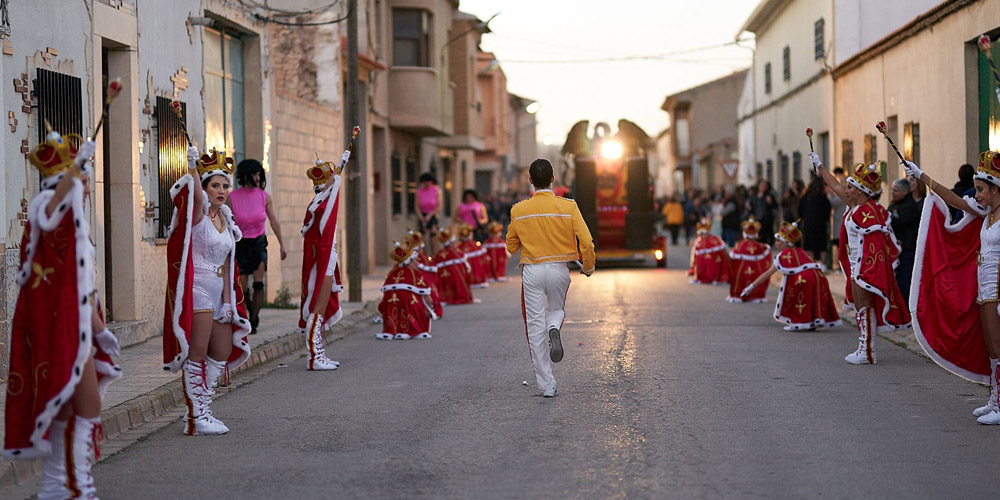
[506, 159, 596, 397]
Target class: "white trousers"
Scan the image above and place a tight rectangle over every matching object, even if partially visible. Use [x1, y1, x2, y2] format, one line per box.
[520, 262, 571, 392]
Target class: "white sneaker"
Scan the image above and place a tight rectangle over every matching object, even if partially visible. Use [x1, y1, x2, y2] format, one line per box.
[977, 408, 1000, 425]
[844, 348, 876, 365]
[973, 400, 997, 417]
[309, 356, 339, 371]
[542, 387, 557, 398]
[394, 333, 412, 340]
[415, 333, 432, 339]
[375, 333, 393, 340]
[191, 414, 229, 435]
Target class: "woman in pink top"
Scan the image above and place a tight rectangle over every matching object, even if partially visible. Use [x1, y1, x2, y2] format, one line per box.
[456, 189, 489, 241]
[417, 173, 444, 254]
[230, 159, 287, 334]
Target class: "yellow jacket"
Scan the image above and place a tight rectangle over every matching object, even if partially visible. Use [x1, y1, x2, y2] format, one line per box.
[506, 190, 596, 273]
[662, 201, 684, 225]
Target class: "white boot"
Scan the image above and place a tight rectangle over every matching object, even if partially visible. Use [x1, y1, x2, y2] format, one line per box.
[65, 415, 100, 499]
[974, 358, 999, 417]
[37, 420, 69, 500]
[845, 307, 876, 365]
[978, 362, 1000, 425]
[306, 314, 339, 371]
[203, 357, 230, 433]
[182, 359, 228, 436]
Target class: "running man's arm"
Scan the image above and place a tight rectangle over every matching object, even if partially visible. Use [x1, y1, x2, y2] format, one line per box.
[505, 219, 521, 255]
[572, 203, 596, 275]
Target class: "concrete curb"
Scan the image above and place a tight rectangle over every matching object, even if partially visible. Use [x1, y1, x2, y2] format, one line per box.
[0, 301, 379, 490]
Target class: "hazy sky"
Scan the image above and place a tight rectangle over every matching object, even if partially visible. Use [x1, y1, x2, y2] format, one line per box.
[457, 0, 758, 145]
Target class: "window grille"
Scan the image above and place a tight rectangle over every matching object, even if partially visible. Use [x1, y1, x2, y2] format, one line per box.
[154, 96, 188, 238]
[782, 46, 790, 81]
[405, 156, 417, 215]
[842, 139, 854, 168]
[35, 68, 83, 143]
[764, 63, 772, 94]
[814, 19, 825, 60]
[391, 152, 402, 215]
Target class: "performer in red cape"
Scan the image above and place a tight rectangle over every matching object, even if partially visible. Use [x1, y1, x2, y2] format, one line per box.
[299, 135, 359, 371]
[459, 223, 491, 288]
[434, 227, 475, 305]
[813, 154, 910, 364]
[164, 147, 251, 436]
[727, 216, 771, 303]
[406, 229, 442, 319]
[377, 241, 434, 340]
[4, 132, 122, 498]
[484, 221, 509, 282]
[688, 217, 730, 284]
[741, 221, 841, 331]
[903, 151, 1000, 424]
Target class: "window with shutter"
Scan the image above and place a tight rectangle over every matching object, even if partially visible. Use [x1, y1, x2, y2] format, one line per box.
[155, 97, 188, 238]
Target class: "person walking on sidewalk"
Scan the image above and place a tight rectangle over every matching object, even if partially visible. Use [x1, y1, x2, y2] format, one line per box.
[230, 159, 287, 335]
[812, 154, 910, 365]
[506, 159, 596, 398]
[164, 147, 252, 436]
[4, 132, 122, 499]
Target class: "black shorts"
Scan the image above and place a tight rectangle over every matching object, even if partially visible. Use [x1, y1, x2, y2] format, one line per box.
[236, 235, 268, 276]
[419, 214, 439, 234]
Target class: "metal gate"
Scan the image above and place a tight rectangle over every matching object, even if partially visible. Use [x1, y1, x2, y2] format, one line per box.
[35, 68, 83, 142]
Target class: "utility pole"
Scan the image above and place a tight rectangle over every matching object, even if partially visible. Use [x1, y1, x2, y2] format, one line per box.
[346, 0, 362, 302]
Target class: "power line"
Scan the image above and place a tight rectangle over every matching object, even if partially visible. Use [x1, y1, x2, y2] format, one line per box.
[256, 2, 353, 26]
[494, 38, 754, 64]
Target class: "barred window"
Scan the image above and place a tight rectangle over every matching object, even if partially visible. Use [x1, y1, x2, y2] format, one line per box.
[764, 62, 772, 94]
[815, 19, 825, 60]
[391, 152, 402, 215]
[782, 46, 791, 81]
[842, 139, 854, 168]
[154, 97, 188, 238]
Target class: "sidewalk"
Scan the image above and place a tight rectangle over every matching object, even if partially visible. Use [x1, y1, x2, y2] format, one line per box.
[0, 269, 389, 489]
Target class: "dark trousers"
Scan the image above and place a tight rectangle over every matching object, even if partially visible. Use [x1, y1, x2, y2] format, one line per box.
[667, 224, 680, 245]
[895, 249, 915, 301]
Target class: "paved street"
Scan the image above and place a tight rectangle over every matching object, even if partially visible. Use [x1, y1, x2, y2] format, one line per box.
[81, 250, 999, 499]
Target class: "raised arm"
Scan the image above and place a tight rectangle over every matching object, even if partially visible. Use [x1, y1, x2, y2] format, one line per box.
[809, 152, 847, 204]
[46, 139, 96, 217]
[901, 161, 975, 214]
[187, 146, 206, 226]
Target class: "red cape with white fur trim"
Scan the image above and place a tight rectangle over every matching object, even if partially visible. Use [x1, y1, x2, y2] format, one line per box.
[837, 200, 910, 331]
[299, 178, 344, 330]
[484, 235, 508, 281]
[434, 245, 474, 304]
[910, 194, 989, 383]
[689, 233, 729, 284]
[415, 252, 442, 319]
[728, 239, 771, 302]
[163, 175, 251, 373]
[4, 181, 121, 460]
[772, 247, 841, 330]
[378, 265, 433, 336]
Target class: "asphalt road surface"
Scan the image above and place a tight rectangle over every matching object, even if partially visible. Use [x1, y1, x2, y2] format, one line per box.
[90, 251, 1000, 499]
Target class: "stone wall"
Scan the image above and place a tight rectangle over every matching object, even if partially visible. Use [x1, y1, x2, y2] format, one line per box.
[266, 94, 344, 301]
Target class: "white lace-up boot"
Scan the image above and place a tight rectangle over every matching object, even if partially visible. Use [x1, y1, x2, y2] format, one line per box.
[182, 359, 229, 435]
[37, 420, 69, 500]
[203, 357, 231, 433]
[978, 362, 1000, 425]
[306, 314, 339, 371]
[845, 307, 876, 365]
[65, 415, 101, 499]
[974, 359, 1000, 417]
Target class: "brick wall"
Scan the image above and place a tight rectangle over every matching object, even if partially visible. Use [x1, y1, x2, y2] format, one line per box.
[267, 94, 344, 300]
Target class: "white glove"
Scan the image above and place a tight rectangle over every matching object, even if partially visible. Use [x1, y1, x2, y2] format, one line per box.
[94, 328, 121, 357]
[995, 87, 1000, 102]
[74, 139, 96, 174]
[808, 152, 822, 171]
[740, 285, 754, 298]
[340, 150, 351, 167]
[187, 146, 199, 171]
[900, 160, 923, 179]
[214, 303, 235, 324]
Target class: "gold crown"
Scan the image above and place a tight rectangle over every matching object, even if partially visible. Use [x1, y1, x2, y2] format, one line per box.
[28, 131, 82, 178]
[848, 162, 881, 196]
[976, 151, 1000, 184]
[437, 227, 455, 245]
[741, 216, 762, 237]
[487, 221, 503, 235]
[389, 240, 416, 264]
[306, 157, 340, 187]
[458, 223, 473, 238]
[405, 229, 424, 248]
[197, 149, 235, 179]
[695, 217, 712, 233]
[776, 221, 802, 245]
